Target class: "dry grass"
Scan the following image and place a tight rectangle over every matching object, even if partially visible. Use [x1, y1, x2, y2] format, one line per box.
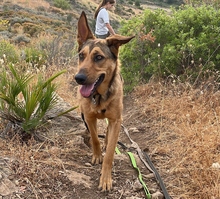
[4, 0, 50, 9]
[133, 79, 220, 198]
[0, 132, 79, 198]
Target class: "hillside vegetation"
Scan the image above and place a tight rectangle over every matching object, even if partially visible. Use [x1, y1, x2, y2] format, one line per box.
[0, 0, 220, 199]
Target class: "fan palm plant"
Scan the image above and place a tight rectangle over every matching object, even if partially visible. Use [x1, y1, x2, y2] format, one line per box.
[0, 64, 68, 134]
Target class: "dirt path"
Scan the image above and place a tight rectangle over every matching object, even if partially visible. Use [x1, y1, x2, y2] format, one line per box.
[0, 95, 165, 199]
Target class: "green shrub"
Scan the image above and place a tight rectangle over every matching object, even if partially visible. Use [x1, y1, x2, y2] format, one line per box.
[185, 0, 220, 9]
[24, 47, 47, 68]
[23, 22, 42, 37]
[13, 35, 31, 44]
[0, 40, 19, 63]
[54, 0, 71, 10]
[0, 19, 9, 31]
[135, 0, 140, 7]
[119, 5, 220, 91]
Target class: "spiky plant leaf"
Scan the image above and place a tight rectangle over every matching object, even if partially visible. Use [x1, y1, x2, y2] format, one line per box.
[0, 64, 67, 133]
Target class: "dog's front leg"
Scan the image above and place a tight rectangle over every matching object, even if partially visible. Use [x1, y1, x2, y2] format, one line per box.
[86, 117, 103, 164]
[99, 118, 121, 191]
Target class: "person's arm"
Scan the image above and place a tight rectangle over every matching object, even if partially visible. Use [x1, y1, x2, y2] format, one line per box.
[105, 23, 115, 35]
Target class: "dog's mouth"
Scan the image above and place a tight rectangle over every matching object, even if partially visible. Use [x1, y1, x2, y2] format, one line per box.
[80, 74, 105, 98]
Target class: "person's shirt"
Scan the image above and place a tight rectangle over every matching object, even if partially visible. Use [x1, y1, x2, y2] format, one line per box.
[95, 8, 109, 35]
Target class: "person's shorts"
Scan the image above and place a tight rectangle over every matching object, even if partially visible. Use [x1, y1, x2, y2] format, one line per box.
[95, 32, 110, 39]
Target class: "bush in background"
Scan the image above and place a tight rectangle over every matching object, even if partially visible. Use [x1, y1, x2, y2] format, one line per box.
[119, 5, 220, 91]
[184, 0, 220, 9]
[0, 40, 19, 63]
[0, 19, 9, 31]
[24, 47, 47, 68]
[53, 0, 71, 10]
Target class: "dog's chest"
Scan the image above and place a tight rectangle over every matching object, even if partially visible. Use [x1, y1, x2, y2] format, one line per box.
[90, 94, 108, 116]
[96, 109, 107, 119]
[91, 105, 107, 119]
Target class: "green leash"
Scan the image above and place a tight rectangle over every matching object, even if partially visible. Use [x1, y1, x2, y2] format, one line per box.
[115, 147, 121, 155]
[115, 148, 151, 199]
[127, 152, 151, 199]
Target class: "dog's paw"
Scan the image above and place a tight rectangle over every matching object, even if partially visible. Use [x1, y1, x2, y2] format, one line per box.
[98, 172, 112, 191]
[92, 154, 103, 164]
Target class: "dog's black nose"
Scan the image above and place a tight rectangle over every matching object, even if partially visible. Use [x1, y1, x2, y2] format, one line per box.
[75, 73, 87, 85]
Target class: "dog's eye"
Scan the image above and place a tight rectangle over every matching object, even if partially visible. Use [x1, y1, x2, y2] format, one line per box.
[79, 53, 84, 61]
[94, 55, 104, 62]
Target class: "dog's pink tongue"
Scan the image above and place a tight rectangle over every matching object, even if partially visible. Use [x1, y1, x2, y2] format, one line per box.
[80, 84, 94, 98]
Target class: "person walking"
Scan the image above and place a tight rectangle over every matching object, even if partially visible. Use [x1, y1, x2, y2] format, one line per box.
[94, 0, 116, 39]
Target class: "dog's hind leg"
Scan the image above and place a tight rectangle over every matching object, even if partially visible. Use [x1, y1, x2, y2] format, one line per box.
[99, 118, 121, 191]
[86, 117, 103, 165]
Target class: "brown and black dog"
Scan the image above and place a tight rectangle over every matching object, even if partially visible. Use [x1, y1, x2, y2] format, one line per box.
[75, 11, 134, 191]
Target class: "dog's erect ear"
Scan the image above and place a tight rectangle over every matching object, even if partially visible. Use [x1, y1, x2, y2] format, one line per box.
[106, 35, 135, 57]
[77, 11, 95, 47]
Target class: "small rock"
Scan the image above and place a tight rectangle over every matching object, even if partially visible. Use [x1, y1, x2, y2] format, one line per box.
[68, 136, 85, 145]
[149, 187, 157, 193]
[126, 196, 142, 199]
[8, 174, 14, 180]
[132, 179, 142, 191]
[129, 127, 139, 133]
[151, 191, 164, 199]
[85, 162, 92, 167]
[212, 162, 220, 169]
[144, 173, 155, 179]
[65, 170, 92, 188]
[14, 180, 19, 186]
[0, 178, 17, 196]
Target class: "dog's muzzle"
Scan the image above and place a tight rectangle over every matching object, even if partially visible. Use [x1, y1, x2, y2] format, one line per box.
[75, 73, 105, 98]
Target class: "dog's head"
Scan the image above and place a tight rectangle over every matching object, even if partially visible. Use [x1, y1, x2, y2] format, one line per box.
[75, 11, 134, 98]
